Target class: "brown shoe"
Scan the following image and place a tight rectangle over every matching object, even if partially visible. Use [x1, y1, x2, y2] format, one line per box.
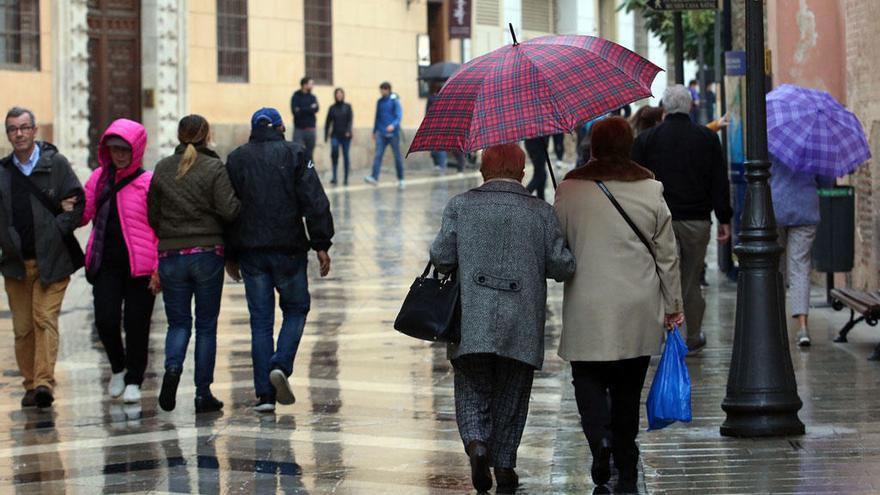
[494, 467, 519, 493]
[20, 390, 36, 408]
[466, 440, 492, 492]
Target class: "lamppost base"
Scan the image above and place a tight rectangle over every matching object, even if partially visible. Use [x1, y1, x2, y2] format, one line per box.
[721, 401, 805, 437]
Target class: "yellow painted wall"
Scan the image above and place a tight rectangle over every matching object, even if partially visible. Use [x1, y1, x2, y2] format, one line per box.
[0, 1, 53, 130]
[188, 0, 429, 131]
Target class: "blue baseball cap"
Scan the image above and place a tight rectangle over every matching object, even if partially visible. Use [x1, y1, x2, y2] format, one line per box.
[251, 107, 284, 129]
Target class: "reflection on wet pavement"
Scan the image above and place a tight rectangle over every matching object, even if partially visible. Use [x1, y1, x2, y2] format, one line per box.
[0, 173, 879, 493]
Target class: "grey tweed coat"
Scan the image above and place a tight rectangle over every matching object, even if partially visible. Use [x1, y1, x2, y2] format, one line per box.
[430, 180, 576, 369]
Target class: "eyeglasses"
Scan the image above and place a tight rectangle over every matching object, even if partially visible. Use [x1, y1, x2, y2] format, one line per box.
[6, 125, 35, 135]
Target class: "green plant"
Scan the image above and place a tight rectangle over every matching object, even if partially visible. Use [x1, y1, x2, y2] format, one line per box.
[619, 0, 716, 63]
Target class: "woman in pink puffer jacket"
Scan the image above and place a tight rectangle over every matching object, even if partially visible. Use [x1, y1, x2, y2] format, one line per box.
[81, 118, 159, 404]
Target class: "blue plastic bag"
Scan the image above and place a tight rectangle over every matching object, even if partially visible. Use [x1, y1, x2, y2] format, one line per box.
[646, 326, 692, 431]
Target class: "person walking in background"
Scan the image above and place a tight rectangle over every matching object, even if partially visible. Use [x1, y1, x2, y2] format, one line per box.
[225, 108, 334, 413]
[688, 79, 701, 123]
[632, 85, 732, 355]
[324, 88, 353, 186]
[364, 82, 405, 189]
[148, 114, 241, 414]
[81, 119, 159, 404]
[630, 105, 664, 136]
[0, 107, 84, 409]
[554, 116, 683, 493]
[431, 144, 575, 493]
[524, 137, 549, 200]
[291, 77, 319, 165]
[771, 161, 834, 346]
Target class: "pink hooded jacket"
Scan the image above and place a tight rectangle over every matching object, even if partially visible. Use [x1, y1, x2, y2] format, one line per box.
[82, 119, 159, 278]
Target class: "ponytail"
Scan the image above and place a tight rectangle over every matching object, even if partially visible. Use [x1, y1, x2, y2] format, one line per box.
[175, 114, 211, 179]
[177, 143, 198, 179]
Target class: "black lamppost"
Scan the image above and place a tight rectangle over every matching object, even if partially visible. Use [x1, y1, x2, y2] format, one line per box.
[720, 0, 805, 437]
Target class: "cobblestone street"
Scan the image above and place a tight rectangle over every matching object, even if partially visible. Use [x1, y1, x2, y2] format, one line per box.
[0, 174, 878, 494]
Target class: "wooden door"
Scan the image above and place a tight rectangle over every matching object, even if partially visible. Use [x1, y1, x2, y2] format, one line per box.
[87, 0, 141, 169]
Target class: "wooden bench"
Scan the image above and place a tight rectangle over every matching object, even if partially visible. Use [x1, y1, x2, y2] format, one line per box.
[830, 288, 880, 361]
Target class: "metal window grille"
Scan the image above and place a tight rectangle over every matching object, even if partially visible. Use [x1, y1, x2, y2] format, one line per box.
[0, 0, 40, 70]
[217, 0, 248, 82]
[304, 0, 332, 85]
[522, 0, 552, 33]
[475, 0, 499, 26]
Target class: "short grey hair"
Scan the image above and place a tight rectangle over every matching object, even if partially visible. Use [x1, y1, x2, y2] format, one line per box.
[662, 85, 693, 115]
[5, 107, 36, 127]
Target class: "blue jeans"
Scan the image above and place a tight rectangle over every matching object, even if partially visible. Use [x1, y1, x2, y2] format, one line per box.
[239, 250, 310, 399]
[371, 132, 404, 180]
[431, 150, 448, 169]
[159, 252, 225, 395]
[330, 137, 351, 184]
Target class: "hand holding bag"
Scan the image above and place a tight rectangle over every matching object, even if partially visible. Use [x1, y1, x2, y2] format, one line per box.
[646, 325, 692, 430]
[394, 261, 461, 343]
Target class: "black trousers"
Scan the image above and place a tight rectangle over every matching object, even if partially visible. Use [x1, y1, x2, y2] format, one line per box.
[93, 267, 156, 385]
[524, 137, 548, 200]
[552, 133, 565, 161]
[571, 356, 651, 481]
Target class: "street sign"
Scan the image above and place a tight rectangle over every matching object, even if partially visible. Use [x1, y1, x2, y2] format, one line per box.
[725, 51, 746, 76]
[448, 0, 471, 39]
[647, 0, 718, 10]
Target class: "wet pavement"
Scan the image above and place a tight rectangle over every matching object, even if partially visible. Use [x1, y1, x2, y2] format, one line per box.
[1, 172, 880, 494]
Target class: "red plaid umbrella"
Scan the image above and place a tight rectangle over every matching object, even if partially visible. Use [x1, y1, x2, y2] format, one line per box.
[409, 32, 662, 155]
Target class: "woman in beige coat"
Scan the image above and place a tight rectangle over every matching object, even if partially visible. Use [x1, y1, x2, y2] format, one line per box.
[554, 117, 683, 493]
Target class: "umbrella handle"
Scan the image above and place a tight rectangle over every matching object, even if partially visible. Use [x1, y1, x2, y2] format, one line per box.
[543, 145, 558, 190]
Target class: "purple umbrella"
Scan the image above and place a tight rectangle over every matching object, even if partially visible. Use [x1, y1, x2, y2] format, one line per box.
[767, 84, 871, 177]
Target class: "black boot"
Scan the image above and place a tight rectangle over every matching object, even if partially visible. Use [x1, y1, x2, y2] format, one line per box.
[590, 437, 612, 486]
[613, 477, 638, 494]
[159, 370, 181, 412]
[466, 440, 492, 493]
[494, 467, 519, 493]
[194, 393, 224, 413]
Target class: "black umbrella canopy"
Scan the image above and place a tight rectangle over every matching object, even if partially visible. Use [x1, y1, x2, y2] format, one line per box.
[418, 62, 461, 82]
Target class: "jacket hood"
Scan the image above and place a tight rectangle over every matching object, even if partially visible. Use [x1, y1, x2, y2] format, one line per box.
[98, 119, 147, 178]
[564, 159, 655, 182]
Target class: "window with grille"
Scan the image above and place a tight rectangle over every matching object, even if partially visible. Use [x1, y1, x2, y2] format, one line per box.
[217, 0, 248, 82]
[304, 0, 332, 85]
[522, 0, 552, 33]
[475, 0, 499, 26]
[0, 0, 40, 70]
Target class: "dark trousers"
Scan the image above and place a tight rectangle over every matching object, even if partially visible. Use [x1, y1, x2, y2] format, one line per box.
[294, 129, 317, 165]
[330, 137, 351, 184]
[452, 354, 534, 469]
[552, 133, 565, 161]
[524, 137, 548, 200]
[159, 252, 225, 395]
[93, 267, 155, 385]
[571, 356, 651, 481]
[239, 250, 310, 399]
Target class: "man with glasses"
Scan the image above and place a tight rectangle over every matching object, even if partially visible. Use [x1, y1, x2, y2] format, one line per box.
[0, 107, 85, 409]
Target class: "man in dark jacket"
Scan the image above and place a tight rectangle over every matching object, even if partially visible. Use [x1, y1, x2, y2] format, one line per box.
[632, 85, 732, 354]
[290, 77, 319, 165]
[0, 107, 84, 409]
[225, 107, 334, 412]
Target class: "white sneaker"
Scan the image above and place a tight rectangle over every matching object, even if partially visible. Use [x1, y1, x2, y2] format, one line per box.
[363, 175, 378, 185]
[797, 328, 811, 347]
[398, 180, 406, 190]
[269, 369, 296, 405]
[108, 371, 126, 398]
[122, 384, 141, 403]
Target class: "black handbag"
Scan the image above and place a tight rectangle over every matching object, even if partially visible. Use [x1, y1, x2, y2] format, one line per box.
[394, 261, 461, 343]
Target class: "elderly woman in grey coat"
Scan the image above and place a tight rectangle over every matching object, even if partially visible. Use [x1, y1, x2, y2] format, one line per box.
[431, 143, 576, 493]
[554, 117, 683, 493]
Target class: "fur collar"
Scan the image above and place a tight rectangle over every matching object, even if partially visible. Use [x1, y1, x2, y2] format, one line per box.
[564, 158, 655, 182]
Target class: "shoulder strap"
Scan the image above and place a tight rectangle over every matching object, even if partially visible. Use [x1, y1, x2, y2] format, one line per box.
[7, 161, 62, 215]
[96, 168, 145, 212]
[596, 180, 656, 260]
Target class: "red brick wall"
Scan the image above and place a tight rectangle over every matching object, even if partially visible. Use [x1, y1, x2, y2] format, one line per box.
[845, 0, 880, 289]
